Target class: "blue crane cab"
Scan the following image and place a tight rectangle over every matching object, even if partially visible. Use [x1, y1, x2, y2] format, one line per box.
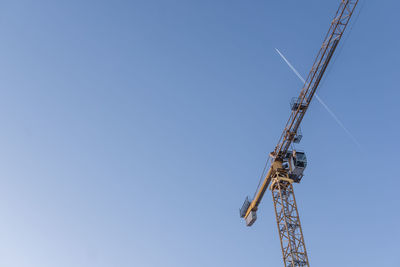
[283, 151, 307, 183]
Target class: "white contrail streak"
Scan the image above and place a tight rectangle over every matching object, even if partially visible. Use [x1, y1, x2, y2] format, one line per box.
[275, 48, 361, 148]
[275, 48, 307, 84]
[314, 94, 361, 148]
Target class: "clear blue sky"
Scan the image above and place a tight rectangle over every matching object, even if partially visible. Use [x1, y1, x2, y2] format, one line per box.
[0, 0, 398, 266]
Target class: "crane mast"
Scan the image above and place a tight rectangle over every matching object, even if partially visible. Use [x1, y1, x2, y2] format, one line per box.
[239, 1, 359, 266]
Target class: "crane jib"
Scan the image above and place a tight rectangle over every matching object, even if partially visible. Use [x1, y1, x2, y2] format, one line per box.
[280, 38, 340, 158]
[312, 39, 339, 98]
[282, 38, 340, 154]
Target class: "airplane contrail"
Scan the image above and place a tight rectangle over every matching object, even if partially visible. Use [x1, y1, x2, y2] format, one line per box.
[275, 48, 306, 84]
[275, 48, 361, 148]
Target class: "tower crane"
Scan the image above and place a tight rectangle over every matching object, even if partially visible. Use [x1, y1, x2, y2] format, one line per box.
[239, 1, 359, 266]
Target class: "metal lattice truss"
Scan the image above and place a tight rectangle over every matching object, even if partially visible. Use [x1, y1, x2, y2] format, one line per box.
[273, 0, 359, 159]
[271, 173, 309, 267]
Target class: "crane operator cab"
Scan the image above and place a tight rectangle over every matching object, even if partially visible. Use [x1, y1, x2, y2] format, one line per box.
[239, 151, 307, 226]
[283, 150, 307, 183]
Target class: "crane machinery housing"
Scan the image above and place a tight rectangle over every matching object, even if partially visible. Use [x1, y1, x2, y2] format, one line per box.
[239, 1, 359, 266]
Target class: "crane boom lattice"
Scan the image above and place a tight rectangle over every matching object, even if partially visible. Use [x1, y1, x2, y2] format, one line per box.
[274, 0, 359, 160]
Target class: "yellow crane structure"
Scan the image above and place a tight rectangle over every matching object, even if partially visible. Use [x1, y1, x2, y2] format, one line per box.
[239, 1, 359, 266]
